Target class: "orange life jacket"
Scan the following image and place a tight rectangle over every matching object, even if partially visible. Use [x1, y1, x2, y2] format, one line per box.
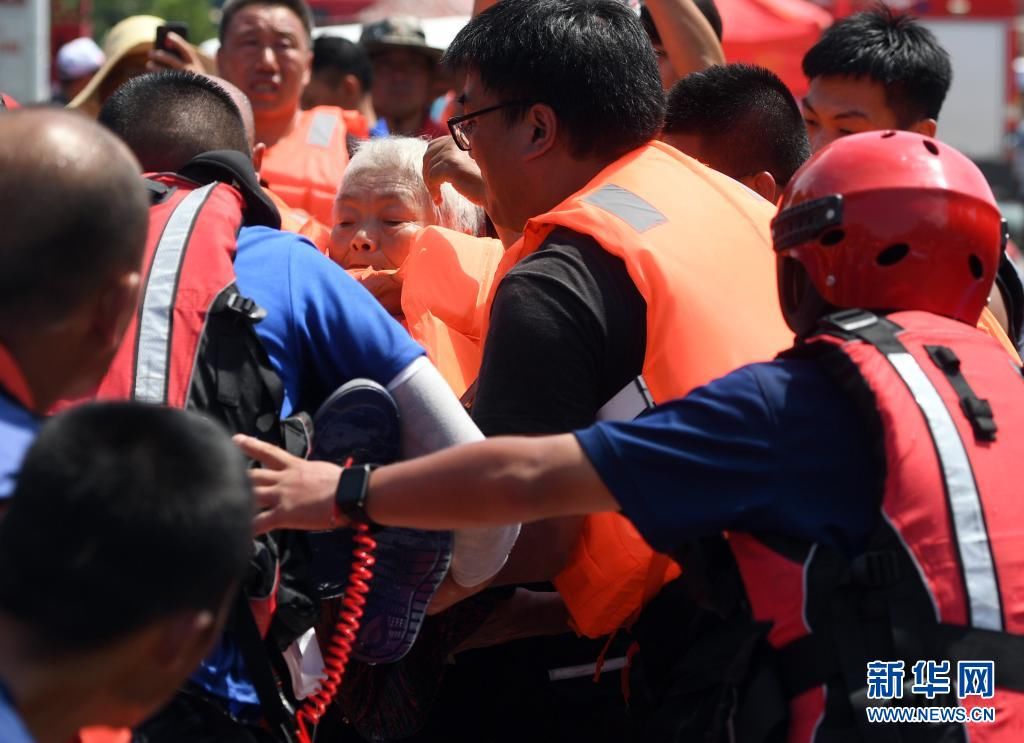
[260, 106, 349, 226]
[341, 108, 370, 139]
[264, 186, 331, 255]
[478, 142, 794, 638]
[74, 728, 131, 743]
[978, 306, 1021, 362]
[401, 227, 505, 398]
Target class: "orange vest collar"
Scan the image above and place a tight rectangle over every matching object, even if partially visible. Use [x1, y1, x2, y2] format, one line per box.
[0, 344, 34, 410]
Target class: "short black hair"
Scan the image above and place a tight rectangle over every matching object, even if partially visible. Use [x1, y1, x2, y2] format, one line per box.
[0, 110, 149, 327]
[0, 403, 253, 654]
[99, 70, 250, 173]
[665, 64, 810, 186]
[312, 36, 373, 91]
[802, 6, 952, 123]
[220, 0, 314, 44]
[443, 0, 665, 160]
[641, 0, 723, 44]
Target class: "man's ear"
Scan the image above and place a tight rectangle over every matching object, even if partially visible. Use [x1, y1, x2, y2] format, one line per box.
[910, 118, 938, 138]
[342, 73, 362, 104]
[301, 50, 313, 89]
[92, 271, 142, 353]
[741, 170, 778, 203]
[522, 103, 558, 162]
[252, 142, 266, 174]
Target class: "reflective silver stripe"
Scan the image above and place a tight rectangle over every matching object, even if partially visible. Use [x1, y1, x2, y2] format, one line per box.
[306, 111, 337, 148]
[887, 351, 1002, 631]
[547, 657, 627, 682]
[801, 543, 818, 633]
[582, 184, 667, 233]
[134, 183, 217, 403]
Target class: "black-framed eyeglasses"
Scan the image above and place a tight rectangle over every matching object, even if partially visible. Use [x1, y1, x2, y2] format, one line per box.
[447, 101, 533, 151]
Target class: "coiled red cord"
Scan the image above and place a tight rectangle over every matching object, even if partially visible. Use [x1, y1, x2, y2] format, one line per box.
[295, 460, 376, 743]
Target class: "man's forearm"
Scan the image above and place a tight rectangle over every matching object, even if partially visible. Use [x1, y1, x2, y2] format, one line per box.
[646, 0, 725, 84]
[365, 434, 617, 529]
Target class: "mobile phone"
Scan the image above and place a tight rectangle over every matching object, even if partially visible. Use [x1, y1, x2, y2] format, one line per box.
[155, 22, 189, 57]
[597, 375, 655, 421]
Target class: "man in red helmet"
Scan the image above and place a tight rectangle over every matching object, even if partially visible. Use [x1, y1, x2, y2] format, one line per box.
[242, 130, 1024, 741]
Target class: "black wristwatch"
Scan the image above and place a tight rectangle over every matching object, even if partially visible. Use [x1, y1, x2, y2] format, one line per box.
[333, 464, 377, 525]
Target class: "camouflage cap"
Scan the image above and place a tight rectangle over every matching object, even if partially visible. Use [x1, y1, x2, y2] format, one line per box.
[359, 16, 443, 63]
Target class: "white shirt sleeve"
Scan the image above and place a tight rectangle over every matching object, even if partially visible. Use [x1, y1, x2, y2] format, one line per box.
[387, 356, 520, 586]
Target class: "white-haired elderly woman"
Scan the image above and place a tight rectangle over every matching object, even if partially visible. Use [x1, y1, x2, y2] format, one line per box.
[329, 136, 485, 320]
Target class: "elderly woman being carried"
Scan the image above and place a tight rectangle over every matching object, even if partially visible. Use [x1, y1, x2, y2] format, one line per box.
[330, 136, 503, 397]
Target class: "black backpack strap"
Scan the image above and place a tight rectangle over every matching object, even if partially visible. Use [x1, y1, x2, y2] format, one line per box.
[179, 149, 281, 229]
[230, 592, 299, 743]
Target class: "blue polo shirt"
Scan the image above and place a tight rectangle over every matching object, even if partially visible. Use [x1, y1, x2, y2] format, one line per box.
[0, 394, 39, 502]
[0, 682, 32, 743]
[191, 226, 424, 710]
[0, 345, 42, 502]
[575, 358, 881, 559]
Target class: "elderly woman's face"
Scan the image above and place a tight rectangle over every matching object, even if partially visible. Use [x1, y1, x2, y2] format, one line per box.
[330, 169, 433, 271]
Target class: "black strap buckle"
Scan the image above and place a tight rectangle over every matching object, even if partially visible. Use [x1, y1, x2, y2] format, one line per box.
[225, 292, 268, 322]
[847, 550, 902, 588]
[925, 345, 998, 442]
[822, 309, 880, 334]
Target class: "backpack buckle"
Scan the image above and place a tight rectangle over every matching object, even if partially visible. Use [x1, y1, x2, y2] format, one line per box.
[225, 292, 267, 322]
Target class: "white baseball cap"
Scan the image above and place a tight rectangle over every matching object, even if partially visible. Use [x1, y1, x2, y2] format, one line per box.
[56, 37, 106, 82]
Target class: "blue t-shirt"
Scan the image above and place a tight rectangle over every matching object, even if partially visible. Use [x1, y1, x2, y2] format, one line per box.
[0, 683, 33, 743]
[192, 226, 424, 709]
[575, 358, 881, 559]
[0, 392, 41, 501]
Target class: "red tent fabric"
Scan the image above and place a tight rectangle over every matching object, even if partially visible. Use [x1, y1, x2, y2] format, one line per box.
[718, 0, 833, 97]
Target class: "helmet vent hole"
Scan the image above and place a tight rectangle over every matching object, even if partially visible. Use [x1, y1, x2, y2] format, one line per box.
[969, 254, 984, 279]
[877, 243, 910, 266]
[881, 131, 897, 138]
[820, 229, 845, 246]
[923, 140, 940, 155]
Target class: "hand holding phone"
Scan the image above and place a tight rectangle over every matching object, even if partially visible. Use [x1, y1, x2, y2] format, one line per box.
[155, 22, 189, 59]
[149, 22, 205, 75]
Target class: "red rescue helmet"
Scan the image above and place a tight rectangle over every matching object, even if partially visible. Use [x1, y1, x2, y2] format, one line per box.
[771, 130, 1004, 335]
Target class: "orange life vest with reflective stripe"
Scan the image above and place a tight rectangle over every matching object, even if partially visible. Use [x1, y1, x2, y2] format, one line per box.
[260, 107, 349, 226]
[401, 227, 504, 398]
[479, 142, 794, 638]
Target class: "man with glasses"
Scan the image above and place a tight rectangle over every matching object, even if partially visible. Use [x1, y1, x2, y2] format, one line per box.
[396, 0, 794, 739]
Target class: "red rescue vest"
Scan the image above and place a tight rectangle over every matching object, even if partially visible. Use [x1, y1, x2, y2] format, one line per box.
[88, 168, 313, 734]
[711, 309, 1024, 742]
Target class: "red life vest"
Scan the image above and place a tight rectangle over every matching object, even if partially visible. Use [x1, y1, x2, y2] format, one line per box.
[97, 174, 249, 408]
[88, 163, 314, 735]
[688, 309, 1024, 742]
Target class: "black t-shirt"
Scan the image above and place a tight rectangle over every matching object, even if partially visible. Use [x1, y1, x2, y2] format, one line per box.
[414, 228, 648, 743]
[472, 227, 648, 436]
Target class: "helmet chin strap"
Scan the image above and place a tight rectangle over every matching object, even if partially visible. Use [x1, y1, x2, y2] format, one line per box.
[778, 257, 834, 338]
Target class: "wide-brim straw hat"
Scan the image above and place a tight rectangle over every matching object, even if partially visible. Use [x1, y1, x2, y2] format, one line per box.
[68, 15, 165, 115]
